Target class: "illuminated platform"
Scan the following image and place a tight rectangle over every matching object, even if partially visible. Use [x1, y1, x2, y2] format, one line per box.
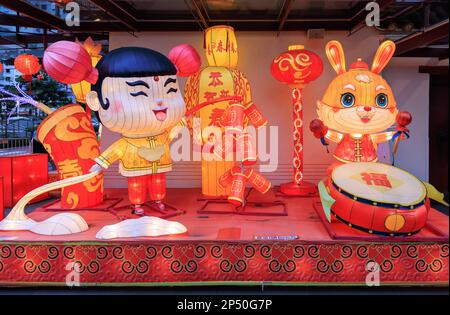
[0, 188, 448, 287]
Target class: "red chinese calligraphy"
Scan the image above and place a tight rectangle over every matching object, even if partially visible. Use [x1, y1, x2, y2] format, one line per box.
[216, 40, 225, 52]
[203, 91, 217, 101]
[220, 89, 230, 97]
[360, 172, 392, 188]
[208, 72, 223, 87]
[230, 42, 237, 53]
[231, 178, 243, 193]
[209, 108, 225, 126]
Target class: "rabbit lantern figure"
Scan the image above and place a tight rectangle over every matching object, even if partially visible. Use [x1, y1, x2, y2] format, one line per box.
[310, 40, 411, 164]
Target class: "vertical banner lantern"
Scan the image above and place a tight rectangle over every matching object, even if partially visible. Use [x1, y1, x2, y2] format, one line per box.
[37, 104, 103, 209]
[70, 37, 102, 105]
[271, 45, 323, 196]
[185, 26, 252, 197]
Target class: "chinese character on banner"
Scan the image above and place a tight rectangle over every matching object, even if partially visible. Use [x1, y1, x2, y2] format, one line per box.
[210, 108, 225, 126]
[203, 91, 217, 101]
[58, 159, 83, 178]
[230, 42, 237, 53]
[216, 40, 225, 52]
[231, 179, 243, 193]
[208, 42, 216, 55]
[220, 89, 230, 97]
[208, 72, 223, 87]
[360, 172, 392, 188]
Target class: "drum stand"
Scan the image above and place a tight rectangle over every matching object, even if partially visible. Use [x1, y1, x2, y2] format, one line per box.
[198, 188, 287, 216]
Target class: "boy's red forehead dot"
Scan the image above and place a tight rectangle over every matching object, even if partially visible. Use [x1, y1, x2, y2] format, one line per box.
[154, 76, 159, 82]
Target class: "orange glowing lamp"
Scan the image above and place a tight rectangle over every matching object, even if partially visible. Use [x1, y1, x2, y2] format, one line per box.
[271, 45, 323, 196]
[14, 54, 41, 81]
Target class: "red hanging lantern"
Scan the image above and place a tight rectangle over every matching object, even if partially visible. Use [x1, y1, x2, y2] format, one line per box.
[271, 45, 323, 196]
[43, 41, 98, 84]
[168, 44, 201, 77]
[0, 63, 3, 73]
[14, 54, 41, 81]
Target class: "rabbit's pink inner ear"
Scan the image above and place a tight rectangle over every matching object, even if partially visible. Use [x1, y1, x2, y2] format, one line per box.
[325, 41, 346, 75]
[371, 40, 396, 74]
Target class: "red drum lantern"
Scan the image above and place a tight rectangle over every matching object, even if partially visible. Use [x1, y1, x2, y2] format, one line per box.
[271, 45, 323, 196]
[43, 41, 98, 84]
[327, 162, 429, 236]
[14, 54, 41, 81]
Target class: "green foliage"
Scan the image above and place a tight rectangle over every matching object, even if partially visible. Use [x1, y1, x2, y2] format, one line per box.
[17, 72, 73, 108]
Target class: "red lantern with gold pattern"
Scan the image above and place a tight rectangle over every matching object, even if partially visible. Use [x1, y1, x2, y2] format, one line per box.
[14, 54, 41, 81]
[271, 45, 322, 86]
[271, 45, 323, 196]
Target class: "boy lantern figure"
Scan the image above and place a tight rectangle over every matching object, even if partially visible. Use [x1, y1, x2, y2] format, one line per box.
[87, 46, 200, 214]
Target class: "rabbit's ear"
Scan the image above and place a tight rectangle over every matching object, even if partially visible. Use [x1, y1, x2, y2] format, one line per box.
[371, 40, 395, 74]
[325, 40, 346, 75]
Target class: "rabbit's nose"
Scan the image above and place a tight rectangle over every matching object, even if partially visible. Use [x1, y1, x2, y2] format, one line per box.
[364, 106, 372, 112]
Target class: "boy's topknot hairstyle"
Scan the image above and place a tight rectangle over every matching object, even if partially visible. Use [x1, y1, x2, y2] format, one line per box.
[92, 46, 177, 109]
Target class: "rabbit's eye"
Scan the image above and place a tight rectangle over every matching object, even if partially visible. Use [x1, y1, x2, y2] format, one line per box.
[340, 93, 355, 107]
[376, 93, 388, 108]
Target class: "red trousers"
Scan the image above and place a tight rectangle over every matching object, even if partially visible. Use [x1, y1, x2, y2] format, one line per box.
[127, 173, 166, 205]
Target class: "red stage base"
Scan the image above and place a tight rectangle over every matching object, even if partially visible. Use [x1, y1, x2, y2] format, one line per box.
[0, 188, 448, 287]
